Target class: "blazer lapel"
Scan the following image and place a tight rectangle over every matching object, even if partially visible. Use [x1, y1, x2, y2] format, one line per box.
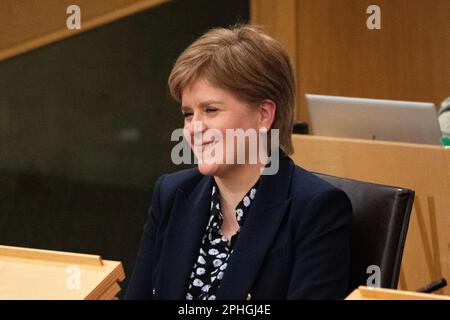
[156, 174, 213, 299]
[216, 156, 295, 299]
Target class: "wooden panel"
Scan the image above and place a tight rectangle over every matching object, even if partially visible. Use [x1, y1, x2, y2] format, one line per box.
[251, 0, 450, 122]
[250, 0, 299, 119]
[292, 134, 450, 295]
[250, 0, 297, 64]
[0, 0, 170, 61]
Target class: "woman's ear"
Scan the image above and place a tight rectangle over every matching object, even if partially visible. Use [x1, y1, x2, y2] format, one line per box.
[258, 99, 276, 129]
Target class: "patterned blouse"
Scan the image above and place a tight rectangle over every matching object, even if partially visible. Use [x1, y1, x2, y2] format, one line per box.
[185, 180, 259, 300]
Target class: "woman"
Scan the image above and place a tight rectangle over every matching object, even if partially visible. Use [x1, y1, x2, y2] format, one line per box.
[126, 24, 352, 300]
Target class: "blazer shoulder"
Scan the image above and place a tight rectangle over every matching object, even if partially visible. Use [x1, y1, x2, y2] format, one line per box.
[162, 166, 204, 187]
[156, 167, 204, 200]
[288, 164, 352, 231]
[289, 164, 350, 204]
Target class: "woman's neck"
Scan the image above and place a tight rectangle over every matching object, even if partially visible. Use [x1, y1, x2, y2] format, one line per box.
[214, 164, 263, 210]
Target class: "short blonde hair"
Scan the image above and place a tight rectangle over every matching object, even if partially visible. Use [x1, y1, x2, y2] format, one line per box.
[168, 24, 295, 155]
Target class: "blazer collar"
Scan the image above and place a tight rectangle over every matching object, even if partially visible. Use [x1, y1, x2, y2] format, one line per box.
[216, 153, 294, 299]
[157, 153, 295, 299]
[155, 175, 213, 299]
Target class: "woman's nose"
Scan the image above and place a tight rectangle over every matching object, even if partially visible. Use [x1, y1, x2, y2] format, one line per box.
[184, 117, 207, 142]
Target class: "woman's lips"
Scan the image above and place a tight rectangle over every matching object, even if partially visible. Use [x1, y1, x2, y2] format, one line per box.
[193, 140, 216, 146]
[193, 140, 218, 152]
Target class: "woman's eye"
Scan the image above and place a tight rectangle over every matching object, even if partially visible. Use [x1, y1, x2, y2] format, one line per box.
[205, 107, 217, 113]
[182, 112, 193, 118]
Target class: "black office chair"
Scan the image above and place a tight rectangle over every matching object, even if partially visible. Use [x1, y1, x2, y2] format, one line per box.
[292, 122, 309, 134]
[314, 173, 415, 291]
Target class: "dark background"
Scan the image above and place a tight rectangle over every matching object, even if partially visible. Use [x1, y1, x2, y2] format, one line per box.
[0, 0, 249, 297]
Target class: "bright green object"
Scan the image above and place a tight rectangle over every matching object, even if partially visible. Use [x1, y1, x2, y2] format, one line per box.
[442, 135, 450, 146]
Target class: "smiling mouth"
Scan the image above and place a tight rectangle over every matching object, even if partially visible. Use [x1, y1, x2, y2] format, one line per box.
[193, 140, 218, 151]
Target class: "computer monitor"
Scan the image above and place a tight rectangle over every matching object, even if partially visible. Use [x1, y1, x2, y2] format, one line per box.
[305, 94, 443, 145]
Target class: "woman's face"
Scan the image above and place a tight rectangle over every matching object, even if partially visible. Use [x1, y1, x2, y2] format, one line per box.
[181, 78, 263, 177]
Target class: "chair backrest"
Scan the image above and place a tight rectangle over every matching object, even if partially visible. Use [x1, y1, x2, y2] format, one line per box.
[314, 173, 415, 291]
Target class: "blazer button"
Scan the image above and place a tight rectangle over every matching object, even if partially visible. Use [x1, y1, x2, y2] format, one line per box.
[246, 293, 251, 300]
[153, 288, 156, 296]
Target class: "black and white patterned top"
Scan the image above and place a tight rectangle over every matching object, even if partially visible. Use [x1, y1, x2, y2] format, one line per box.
[185, 180, 259, 300]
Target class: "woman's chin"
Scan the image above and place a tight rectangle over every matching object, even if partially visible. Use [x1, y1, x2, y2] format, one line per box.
[197, 162, 222, 176]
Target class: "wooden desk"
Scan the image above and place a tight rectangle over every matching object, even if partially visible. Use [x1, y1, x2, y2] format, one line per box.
[0, 245, 125, 299]
[346, 286, 450, 300]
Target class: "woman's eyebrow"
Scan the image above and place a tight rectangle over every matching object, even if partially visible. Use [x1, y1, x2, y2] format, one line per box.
[182, 100, 224, 110]
[199, 100, 224, 107]
[181, 105, 192, 112]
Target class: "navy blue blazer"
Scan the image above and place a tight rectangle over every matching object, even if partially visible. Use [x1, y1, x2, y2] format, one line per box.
[126, 154, 352, 300]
